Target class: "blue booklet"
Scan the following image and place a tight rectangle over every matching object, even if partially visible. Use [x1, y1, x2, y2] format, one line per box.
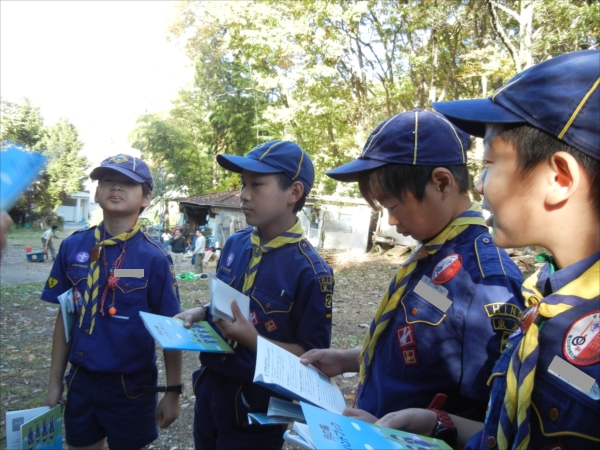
[140, 311, 234, 353]
[0, 142, 47, 210]
[298, 402, 452, 450]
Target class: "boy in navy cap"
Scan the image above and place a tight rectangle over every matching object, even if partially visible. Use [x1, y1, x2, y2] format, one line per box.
[374, 50, 600, 449]
[42, 154, 182, 449]
[301, 109, 524, 434]
[176, 141, 334, 449]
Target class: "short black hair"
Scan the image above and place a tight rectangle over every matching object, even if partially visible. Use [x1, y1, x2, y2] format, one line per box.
[139, 182, 152, 215]
[486, 124, 600, 215]
[51, 224, 58, 229]
[275, 173, 308, 213]
[357, 164, 470, 209]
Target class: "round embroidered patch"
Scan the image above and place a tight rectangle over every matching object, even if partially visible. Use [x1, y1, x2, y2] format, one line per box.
[431, 254, 462, 284]
[563, 310, 600, 366]
[75, 251, 90, 263]
[226, 252, 235, 267]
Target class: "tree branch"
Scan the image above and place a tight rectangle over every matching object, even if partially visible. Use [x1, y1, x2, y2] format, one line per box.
[486, 0, 521, 71]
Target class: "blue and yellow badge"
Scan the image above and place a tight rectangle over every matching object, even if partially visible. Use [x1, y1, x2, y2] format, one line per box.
[110, 155, 129, 164]
[47, 277, 58, 289]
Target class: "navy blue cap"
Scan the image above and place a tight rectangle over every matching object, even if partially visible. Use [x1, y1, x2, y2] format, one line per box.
[217, 141, 315, 195]
[432, 49, 600, 160]
[326, 109, 470, 182]
[90, 154, 154, 190]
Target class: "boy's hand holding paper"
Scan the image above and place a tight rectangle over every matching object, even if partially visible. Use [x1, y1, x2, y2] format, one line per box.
[213, 300, 260, 350]
[208, 274, 250, 321]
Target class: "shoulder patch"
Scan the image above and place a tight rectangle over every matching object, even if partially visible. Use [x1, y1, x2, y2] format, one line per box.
[298, 239, 332, 277]
[564, 310, 600, 366]
[47, 277, 58, 289]
[474, 234, 506, 279]
[319, 276, 334, 294]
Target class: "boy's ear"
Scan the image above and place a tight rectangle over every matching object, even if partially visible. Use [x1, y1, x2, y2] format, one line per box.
[141, 191, 152, 208]
[430, 168, 453, 197]
[545, 151, 581, 207]
[288, 181, 304, 205]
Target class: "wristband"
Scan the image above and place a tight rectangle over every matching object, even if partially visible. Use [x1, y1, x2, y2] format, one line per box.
[147, 383, 184, 395]
[427, 394, 457, 448]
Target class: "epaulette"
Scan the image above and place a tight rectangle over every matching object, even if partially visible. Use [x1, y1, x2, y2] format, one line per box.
[236, 226, 253, 235]
[474, 233, 507, 279]
[142, 232, 170, 257]
[297, 238, 332, 277]
[65, 225, 97, 240]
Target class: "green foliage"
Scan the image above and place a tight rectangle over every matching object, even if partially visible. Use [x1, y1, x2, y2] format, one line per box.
[132, 0, 599, 198]
[1, 99, 88, 222]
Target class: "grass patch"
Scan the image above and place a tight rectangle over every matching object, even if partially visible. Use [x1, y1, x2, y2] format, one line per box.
[0, 282, 54, 441]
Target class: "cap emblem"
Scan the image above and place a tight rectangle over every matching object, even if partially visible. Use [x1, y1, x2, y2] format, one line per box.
[110, 155, 129, 164]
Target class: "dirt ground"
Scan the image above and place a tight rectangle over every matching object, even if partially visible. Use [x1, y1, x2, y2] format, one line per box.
[0, 232, 541, 449]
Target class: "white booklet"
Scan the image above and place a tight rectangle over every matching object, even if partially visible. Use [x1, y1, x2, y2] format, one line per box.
[57, 289, 77, 342]
[253, 336, 346, 414]
[208, 274, 250, 322]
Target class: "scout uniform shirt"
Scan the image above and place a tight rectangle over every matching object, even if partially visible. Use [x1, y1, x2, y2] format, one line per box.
[41, 225, 181, 374]
[199, 226, 334, 382]
[357, 225, 525, 419]
[466, 252, 600, 449]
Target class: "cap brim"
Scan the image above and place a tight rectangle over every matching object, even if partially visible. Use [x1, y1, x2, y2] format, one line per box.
[217, 154, 282, 175]
[432, 98, 526, 138]
[89, 167, 146, 184]
[326, 158, 389, 182]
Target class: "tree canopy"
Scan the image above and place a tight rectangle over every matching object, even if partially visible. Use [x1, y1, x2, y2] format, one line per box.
[1, 98, 88, 222]
[131, 0, 599, 197]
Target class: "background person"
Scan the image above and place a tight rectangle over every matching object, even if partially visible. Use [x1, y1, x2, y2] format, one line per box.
[169, 228, 186, 273]
[42, 224, 60, 261]
[193, 230, 206, 274]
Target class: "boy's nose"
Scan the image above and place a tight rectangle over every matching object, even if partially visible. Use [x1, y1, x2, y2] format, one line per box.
[240, 186, 250, 201]
[475, 170, 485, 194]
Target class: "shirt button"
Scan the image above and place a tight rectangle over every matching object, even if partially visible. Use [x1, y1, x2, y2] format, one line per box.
[302, 243, 307, 248]
[84, 329, 90, 334]
[73, 275, 78, 280]
[78, 352, 84, 357]
[266, 303, 271, 308]
[220, 356, 226, 362]
[486, 436, 497, 448]
[549, 407, 559, 421]
[411, 307, 418, 315]
[124, 283, 129, 288]
[482, 238, 490, 244]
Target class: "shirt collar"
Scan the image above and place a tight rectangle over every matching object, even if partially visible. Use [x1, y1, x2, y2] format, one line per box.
[536, 251, 600, 297]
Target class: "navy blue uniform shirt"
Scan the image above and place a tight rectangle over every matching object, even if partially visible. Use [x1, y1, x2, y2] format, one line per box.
[200, 227, 334, 382]
[467, 252, 600, 449]
[41, 225, 181, 374]
[358, 225, 525, 419]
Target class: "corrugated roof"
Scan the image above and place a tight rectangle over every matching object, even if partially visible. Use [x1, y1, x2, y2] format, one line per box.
[179, 190, 368, 209]
[178, 190, 241, 208]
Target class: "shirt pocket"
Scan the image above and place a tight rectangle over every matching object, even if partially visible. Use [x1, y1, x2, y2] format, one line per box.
[67, 268, 88, 287]
[216, 269, 236, 286]
[402, 290, 447, 326]
[250, 286, 293, 315]
[116, 277, 148, 294]
[531, 372, 600, 446]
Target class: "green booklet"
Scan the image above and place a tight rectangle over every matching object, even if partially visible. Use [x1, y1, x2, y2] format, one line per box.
[6, 404, 62, 450]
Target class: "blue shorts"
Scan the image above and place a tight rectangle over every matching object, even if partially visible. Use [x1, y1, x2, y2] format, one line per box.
[64, 365, 158, 448]
[193, 367, 286, 449]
